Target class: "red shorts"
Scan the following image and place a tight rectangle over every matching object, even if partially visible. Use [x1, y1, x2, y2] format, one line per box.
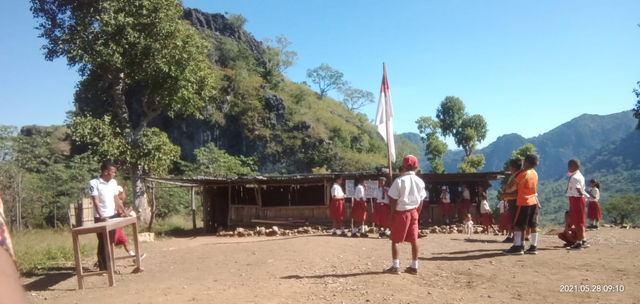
[499, 212, 511, 231]
[329, 199, 345, 220]
[482, 212, 494, 225]
[114, 227, 128, 246]
[439, 203, 451, 216]
[587, 201, 602, 220]
[457, 199, 471, 212]
[372, 203, 390, 227]
[351, 200, 367, 222]
[558, 228, 578, 244]
[390, 208, 419, 243]
[569, 196, 587, 228]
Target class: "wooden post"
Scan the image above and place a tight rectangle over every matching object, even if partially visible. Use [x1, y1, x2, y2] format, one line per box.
[383, 62, 394, 182]
[72, 233, 84, 290]
[191, 187, 196, 230]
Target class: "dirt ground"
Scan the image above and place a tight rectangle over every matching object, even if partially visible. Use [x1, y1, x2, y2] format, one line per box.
[22, 227, 640, 304]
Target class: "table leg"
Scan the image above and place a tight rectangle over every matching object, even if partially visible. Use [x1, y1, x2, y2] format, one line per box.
[103, 228, 115, 286]
[132, 222, 142, 270]
[72, 233, 84, 290]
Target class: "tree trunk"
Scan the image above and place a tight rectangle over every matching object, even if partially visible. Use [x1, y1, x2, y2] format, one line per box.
[131, 166, 151, 224]
[148, 181, 157, 232]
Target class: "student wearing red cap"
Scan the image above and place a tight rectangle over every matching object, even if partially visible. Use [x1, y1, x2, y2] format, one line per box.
[384, 155, 427, 275]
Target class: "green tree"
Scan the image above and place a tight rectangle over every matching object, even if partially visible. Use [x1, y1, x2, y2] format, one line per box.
[306, 64, 348, 98]
[337, 86, 375, 112]
[31, 0, 217, 223]
[187, 143, 257, 177]
[226, 13, 248, 30]
[263, 35, 298, 73]
[393, 135, 420, 170]
[602, 194, 640, 225]
[633, 81, 640, 130]
[416, 117, 447, 173]
[435, 96, 488, 172]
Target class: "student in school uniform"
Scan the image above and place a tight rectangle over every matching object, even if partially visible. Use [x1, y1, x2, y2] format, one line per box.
[330, 175, 348, 237]
[502, 154, 540, 255]
[113, 185, 146, 261]
[587, 179, 602, 229]
[373, 177, 391, 238]
[498, 200, 512, 237]
[439, 186, 452, 225]
[479, 185, 499, 235]
[351, 177, 369, 237]
[566, 159, 589, 249]
[456, 183, 472, 220]
[558, 211, 579, 247]
[501, 158, 523, 244]
[384, 155, 427, 275]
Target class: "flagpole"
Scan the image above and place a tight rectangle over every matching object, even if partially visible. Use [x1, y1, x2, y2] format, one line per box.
[383, 62, 393, 181]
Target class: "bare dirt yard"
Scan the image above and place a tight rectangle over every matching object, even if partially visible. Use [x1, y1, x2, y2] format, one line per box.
[22, 227, 640, 304]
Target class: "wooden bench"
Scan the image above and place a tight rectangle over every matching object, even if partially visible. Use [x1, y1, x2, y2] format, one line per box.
[71, 217, 142, 290]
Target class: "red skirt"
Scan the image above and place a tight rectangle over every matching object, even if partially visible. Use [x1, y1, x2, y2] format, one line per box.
[499, 212, 511, 231]
[569, 196, 587, 227]
[372, 203, 390, 227]
[114, 227, 128, 246]
[482, 212, 494, 225]
[389, 208, 419, 243]
[351, 199, 367, 222]
[587, 201, 602, 220]
[329, 199, 345, 220]
[457, 198, 471, 212]
[439, 203, 451, 216]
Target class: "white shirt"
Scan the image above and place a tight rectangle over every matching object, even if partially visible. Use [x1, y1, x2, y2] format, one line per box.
[388, 171, 427, 211]
[462, 189, 470, 200]
[374, 187, 390, 204]
[331, 183, 344, 199]
[440, 192, 451, 203]
[566, 170, 586, 197]
[354, 184, 366, 201]
[498, 201, 506, 213]
[588, 188, 600, 201]
[480, 200, 491, 214]
[88, 177, 118, 218]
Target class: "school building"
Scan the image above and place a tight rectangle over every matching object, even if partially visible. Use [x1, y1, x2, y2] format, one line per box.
[144, 171, 504, 233]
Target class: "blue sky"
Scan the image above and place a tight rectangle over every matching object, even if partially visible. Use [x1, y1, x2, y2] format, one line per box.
[1, 0, 638, 148]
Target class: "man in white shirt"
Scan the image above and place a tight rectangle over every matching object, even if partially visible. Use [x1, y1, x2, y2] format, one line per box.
[566, 159, 589, 250]
[88, 161, 124, 271]
[384, 155, 427, 275]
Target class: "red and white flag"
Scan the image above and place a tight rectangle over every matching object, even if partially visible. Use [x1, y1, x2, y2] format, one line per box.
[375, 63, 396, 163]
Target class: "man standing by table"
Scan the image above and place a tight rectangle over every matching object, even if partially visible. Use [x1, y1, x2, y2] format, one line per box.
[89, 161, 125, 271]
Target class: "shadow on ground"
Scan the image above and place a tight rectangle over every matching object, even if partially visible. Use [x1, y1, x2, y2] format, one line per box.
[22, 267, 76, 292]
[281, 271, 385, 280]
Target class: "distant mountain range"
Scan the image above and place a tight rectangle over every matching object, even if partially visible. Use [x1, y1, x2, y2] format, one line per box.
[400, 111, 638, 181]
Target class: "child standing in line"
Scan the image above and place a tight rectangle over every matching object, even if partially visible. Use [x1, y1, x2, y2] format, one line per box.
[498, 200, 512, 237]
[558, 211, 578, 247]
[351, 177, 369, 237]
[330, 175, 348, 237]
[587, 179, 602, 229]
[566, 159, 589, 249]
[456, 183, 472, 221]
[479, 187, 499, 235]
[384, 155, 427, 275]
[463, 213, 474, 238]
[439, 186, 451, 225]
[502, 154, 540, 255]
[373, 177, 391, 238]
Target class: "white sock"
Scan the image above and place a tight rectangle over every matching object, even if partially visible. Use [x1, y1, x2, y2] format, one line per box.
[514, 231, 523, 246]
[332, 228, 337, 233]
[392, 259, 400, 268]
[361, 225, 365, 233]
[530, 233, 539, 246]
[128, 250, 135, 256]
[353, 228, 358, 234]
[411, 260, 418, 269]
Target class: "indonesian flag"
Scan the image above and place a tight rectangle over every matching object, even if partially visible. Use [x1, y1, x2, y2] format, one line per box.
[375, 63, 396, 163]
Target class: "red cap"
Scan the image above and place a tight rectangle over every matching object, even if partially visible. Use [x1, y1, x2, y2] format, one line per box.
[403, 155, 418, 169]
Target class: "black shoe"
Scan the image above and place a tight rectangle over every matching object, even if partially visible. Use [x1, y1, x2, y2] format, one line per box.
[404, 267, 418, 275]
[502, 237, 514, 243]
[332, 231, 338, 236]
[351, 233, 360, 238]
[378, 231, 385, 238]
[340, 232, 348, 237]
[524, 245, 537, 255]
[582, 240, 590, 248]
[568, 242, 583, 250]
[562, 242, 574, 248]
[383, 266, 400, 275]
[360, 233, 369, 238]
[503, 245, 524, 255]
[525, 237, 530, 242]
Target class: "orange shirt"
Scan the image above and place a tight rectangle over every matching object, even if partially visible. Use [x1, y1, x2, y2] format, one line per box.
[515, 168, 538, 206]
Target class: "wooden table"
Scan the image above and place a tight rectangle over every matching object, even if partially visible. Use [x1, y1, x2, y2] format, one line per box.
[71, 216, 142, 290]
